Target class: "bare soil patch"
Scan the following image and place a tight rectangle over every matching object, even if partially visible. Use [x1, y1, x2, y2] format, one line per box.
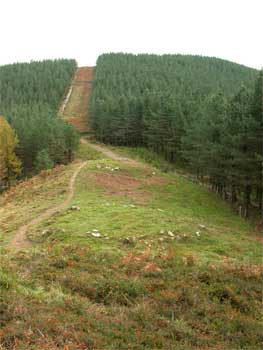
[75, 66, 94, 81]
[62, 67, 94, 132]
[88, 172, 166, 203]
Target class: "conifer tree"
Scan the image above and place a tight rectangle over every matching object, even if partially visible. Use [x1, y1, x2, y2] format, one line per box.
[34, 149, 54, 172]
[250, 70, 263, 216]
[89, 53, 260, 218]
[0, 59, 78, 175]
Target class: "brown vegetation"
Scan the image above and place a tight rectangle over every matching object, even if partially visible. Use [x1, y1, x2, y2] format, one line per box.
[87, 171, 166, 203]
[62, 67, 94, 132]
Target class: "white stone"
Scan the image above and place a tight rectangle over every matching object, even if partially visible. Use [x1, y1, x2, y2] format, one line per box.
[91, 232, 101, 238]
[71, 205, 80, 211]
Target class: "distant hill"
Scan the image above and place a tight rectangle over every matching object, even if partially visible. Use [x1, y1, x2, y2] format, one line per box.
[89, 53, 257, 145]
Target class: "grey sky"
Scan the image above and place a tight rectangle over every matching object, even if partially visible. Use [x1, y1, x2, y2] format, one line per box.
[1, 0, 262, 69]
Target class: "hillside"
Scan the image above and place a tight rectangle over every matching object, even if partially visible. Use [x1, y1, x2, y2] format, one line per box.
[0, 139, 262, 349]
[0, 61, 262, 349]
[0, 59, 79, 182]
[89, 54, 262, 219]
[89, 53, 257, 146]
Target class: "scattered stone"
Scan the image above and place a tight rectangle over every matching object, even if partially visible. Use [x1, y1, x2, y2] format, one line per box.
[157, 208, 164, 212]
[168, 231, 175, 237]
[198, 224, 206, 229]
[160, 230, 165, 234]
[91, 232, 101, 238]
[195, 231, 200, 237]
[71, 205, 80, 211]
[129, 204, 136, 208]
[176, 235, 182, 240]
[105, 237, 110, 240]
[152, 172, 156, 175]
[159, 237, 164, 242]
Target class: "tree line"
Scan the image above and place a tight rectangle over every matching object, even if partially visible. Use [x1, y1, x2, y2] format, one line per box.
[0, 59, 79, 190]
[89, 53, 262, 217]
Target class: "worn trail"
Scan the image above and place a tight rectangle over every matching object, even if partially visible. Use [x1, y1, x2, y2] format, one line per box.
[9, 161, 87, 249]
[9, 65, 145, 250]
[81, 138, 144, 168]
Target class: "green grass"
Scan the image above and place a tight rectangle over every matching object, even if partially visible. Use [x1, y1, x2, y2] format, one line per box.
[62, 84, 83, 119]
[30, 147, 260, 264]
[0, 164, 79, 245]
[0, 142, 262, 349]
[110, 145, 176, 171]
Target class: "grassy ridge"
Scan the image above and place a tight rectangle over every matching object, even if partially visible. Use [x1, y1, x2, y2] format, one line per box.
[0, 142, 262, 349]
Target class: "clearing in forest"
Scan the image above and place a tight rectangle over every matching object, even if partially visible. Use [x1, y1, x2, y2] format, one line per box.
[60, 66, 94, 132]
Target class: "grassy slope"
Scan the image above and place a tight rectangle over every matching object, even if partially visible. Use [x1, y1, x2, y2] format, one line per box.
[0, 141, 262, 350]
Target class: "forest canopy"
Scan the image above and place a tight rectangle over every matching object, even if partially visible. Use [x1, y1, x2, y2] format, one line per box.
[0, 59, 79, 178]
[89, 53, 262, 217]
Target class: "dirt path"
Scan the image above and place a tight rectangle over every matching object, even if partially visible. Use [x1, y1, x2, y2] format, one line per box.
[81, 138, 145, 167]
[9, 65, 143, 250]
[61, 67, 94, 132]
[9, 161, 87, 250]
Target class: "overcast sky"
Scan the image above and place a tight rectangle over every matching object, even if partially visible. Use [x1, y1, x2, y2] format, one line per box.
[1, 0, 262, 69]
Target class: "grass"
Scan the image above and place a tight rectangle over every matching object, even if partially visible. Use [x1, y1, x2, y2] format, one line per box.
[109, 145, 177, 172]
[62, 84, 83, 120]
[0, 141, 262, 349]
[0, 164, 79, 245]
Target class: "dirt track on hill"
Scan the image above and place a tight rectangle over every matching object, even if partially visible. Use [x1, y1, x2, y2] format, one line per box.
[81, 138, 144, 168]
[62, 67, 94, 132]
[9, 161, 87, 250]
[9, 66, 145, 250]
[9, 137, 146, 250]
